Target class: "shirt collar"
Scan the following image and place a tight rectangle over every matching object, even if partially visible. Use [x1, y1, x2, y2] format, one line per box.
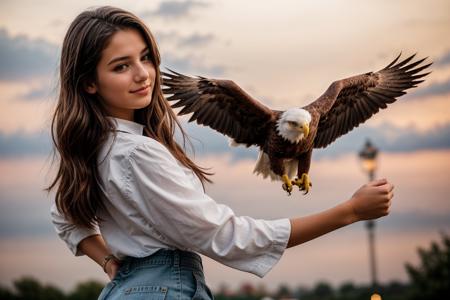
[109, 117, 144, 135]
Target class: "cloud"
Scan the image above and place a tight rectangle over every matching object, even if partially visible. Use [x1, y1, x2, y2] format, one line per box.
[435, 49, 450, 67]
[381, 211, 450, 232]
[176, 121, 258, 163]
[405, 78, 450, 100]
[48, 19, 65, 28]
[154, 30, 180, 43]
[155, 30, 215, 48]
[313, 122, 450, 159]
[162, 51, 226, 76]
[403, 50, 450, 100]
[0, 130, 51, 157]
[177, 32, 215, 48]
[0, 198, 54, 238]
[0, 28, 59, 81]
[20, 83, 57, 101]
[140, 0, 209, 19]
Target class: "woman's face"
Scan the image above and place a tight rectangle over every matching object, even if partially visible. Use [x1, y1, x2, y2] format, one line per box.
[86, 29, 156, 121]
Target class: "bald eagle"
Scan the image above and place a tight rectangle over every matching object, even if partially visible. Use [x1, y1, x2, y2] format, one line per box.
[162, 54, 431, 195]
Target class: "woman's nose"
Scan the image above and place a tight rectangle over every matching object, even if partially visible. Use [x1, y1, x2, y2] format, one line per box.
[134, 62, 149, 82]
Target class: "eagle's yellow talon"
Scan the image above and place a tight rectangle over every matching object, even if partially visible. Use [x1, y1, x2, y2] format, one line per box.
[281, 174, 293, 195]
[293, 173, 312, 194]
[282, 183, 292, 195]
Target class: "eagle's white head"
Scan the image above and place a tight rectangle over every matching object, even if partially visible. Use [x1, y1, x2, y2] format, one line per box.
[276, 108, 312, 144]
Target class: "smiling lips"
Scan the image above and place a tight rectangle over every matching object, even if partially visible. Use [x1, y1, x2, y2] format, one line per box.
[130, 85, 150, 94]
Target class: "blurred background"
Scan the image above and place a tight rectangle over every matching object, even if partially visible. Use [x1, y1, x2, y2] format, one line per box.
[0, 0, 449, 299]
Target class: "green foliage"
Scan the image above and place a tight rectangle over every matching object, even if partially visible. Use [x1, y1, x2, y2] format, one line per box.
[67, 280, 104, 300]
[41, 285, 66, 300]
[336, 281, 361, 300]
[313, 281, 334, 298]
[275, 283, 292, 299]
[14, 277, 65, 300]
[405, 232, 450, 300]
[0, 277, 105, 300]
[13, 277, 43, 300]
[295, 281, 335, 300]
[0, 284, 16, 300]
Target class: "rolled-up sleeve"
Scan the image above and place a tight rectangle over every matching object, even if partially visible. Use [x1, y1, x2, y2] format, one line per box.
[50, 203, 100, 256]
[124, 141, 291, 277]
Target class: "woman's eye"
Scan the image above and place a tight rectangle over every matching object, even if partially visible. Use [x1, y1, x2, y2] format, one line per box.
[142, 54, 151, 61]
[114, 64, 128, 72]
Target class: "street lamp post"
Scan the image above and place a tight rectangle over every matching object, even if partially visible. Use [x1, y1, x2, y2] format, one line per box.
[358, 139, 380, 297]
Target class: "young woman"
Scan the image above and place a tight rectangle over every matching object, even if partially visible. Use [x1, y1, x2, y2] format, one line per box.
[48, 6, 394, 300]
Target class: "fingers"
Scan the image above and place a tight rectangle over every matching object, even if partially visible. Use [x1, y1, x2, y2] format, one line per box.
[371, 179, 394, 217]
[387, 191, 394, 200]
[388, 183, 395, 193]
[381, 183, 395, 195]
[368, 178, 395, 195]
[384, 196, 392, 215]
[382, 188, 393, 217]
[367, 178, 387, 187]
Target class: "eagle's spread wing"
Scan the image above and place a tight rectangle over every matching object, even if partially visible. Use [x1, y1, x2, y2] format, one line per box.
[162, 69, 276, 147]
[311, 54, 431, 149]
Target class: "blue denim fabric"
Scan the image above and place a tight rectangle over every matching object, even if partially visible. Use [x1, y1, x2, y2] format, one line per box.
[98, 249, 214, 300]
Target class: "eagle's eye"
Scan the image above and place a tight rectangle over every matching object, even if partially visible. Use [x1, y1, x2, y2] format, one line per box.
[287, 121, 298, 127]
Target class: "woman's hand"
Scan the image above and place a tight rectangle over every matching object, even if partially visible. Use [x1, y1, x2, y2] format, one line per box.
[287, 178, 394, 248]
[105, 258, 121, 281]
[347, 178, 394, 222]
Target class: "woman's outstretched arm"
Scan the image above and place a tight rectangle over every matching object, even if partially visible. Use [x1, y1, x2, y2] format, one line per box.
[76, 178, 393, 276]
[287, 178, 393, 248]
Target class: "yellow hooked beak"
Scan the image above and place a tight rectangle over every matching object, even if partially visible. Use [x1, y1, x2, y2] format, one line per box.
[301, 123, 310, 138]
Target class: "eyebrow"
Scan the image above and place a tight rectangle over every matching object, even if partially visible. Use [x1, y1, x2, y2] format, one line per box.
[107, 47, 149, 65]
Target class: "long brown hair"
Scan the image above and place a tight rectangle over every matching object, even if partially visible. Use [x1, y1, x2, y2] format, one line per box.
[47, 6, 211, 230]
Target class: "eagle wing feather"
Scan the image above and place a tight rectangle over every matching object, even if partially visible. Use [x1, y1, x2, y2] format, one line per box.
[311, 54, 431, 148]
[162, 69, 276, 147]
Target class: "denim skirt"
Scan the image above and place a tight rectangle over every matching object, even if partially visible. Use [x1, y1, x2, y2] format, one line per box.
[98, 249, 214, 299]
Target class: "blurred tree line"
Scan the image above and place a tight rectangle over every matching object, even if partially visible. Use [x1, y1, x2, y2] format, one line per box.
[1, 233, 448, 300]
[0, 279, 103, 300]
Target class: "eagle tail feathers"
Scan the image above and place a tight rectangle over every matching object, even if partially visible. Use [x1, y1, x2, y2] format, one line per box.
[253, 151, 298, 182]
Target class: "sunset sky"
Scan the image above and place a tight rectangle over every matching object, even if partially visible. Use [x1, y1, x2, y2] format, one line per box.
[0, 0, 449, 293]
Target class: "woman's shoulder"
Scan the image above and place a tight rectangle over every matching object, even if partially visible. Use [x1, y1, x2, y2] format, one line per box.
[112, 132, 173, 163]
[102, 132, 202, 191]
[99, 133, 175, 181]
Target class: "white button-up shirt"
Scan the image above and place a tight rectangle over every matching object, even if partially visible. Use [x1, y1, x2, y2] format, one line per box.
[51, 117, 291, 277]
